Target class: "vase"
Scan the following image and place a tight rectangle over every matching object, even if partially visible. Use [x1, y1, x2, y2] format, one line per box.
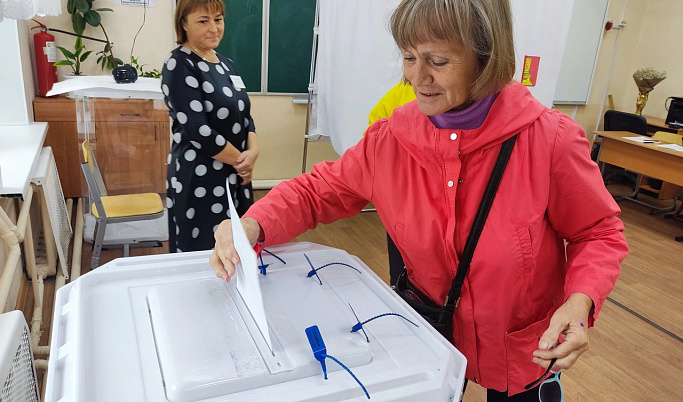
[635, 91, 649, 116]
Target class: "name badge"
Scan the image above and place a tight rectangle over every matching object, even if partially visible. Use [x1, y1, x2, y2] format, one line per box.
[230, 75, 246, 89]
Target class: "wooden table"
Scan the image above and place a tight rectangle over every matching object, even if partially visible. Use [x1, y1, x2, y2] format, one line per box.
[644, 115, 683, 136]
[593, 130, 683, 241]
[593, 131, 683, 187]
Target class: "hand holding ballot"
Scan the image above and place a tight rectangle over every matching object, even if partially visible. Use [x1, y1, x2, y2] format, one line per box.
[210, 218, 261, 282]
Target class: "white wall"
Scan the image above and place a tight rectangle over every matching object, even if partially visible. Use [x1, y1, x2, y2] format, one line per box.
[554, 0, 681, 135]
[0, 19, 34, 125]
[30, 0, 176, 79]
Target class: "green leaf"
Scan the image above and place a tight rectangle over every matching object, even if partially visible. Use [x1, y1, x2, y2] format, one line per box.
[54, 60, 74, 66]
[67, 0, 76, 14]
[103, 43, 110, 52]
[106, 59, 114, 70]
[75, 37, 82, 49]
[72, 13, 86, 35]
[114, 58, 124, 66]
[94, 8, 113, 12]
[84, 10, 101, 27]
[75, 0, 90, 14]
[56, 46, 76, 60]
[80, 50, 92, 62]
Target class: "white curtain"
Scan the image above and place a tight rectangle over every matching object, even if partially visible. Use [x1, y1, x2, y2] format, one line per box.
[310, 0, 574, 155]
[0, 0, 61, 22]
[309, 0, 403, 155]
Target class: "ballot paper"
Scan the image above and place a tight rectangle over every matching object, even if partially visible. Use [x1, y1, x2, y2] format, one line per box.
[623, 136, 660, 143]
[225, 179, 272, 351]
[656, 143, 683, 152]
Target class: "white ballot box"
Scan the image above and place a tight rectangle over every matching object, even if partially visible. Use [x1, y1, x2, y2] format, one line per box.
[45, 242, 466, 401]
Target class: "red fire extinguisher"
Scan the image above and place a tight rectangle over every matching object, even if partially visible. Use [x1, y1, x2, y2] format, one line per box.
[32, 20, 58, 97]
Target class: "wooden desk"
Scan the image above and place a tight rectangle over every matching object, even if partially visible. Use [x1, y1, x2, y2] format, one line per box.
[33, 96, 170, 198]
[593, 131, 683, 187]
[594, 130, 683, 241]
[644, 115, 683, 136]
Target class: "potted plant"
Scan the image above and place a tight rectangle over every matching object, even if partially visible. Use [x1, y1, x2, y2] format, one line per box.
[130, 56, 161, 78]
[54, 37, 92, 76]
[66, 0, 122, 70]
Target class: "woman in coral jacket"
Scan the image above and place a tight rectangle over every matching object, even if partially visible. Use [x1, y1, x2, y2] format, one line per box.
[210, 0, 628, 399]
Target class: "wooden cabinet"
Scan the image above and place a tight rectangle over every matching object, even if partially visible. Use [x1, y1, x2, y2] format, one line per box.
[33, 97, 81, 198]
[33, 96, 170, 197]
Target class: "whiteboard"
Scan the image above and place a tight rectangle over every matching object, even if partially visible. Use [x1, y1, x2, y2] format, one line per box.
[553, 0, 610, 105]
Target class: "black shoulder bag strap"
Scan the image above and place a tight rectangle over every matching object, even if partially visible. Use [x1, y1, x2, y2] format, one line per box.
[444, 133, 518, 309]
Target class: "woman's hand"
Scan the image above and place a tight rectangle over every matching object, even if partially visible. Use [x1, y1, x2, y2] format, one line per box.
[234, 149, 259, 185]
[532, 293, 593, 370]
[210, 217, 262, 281]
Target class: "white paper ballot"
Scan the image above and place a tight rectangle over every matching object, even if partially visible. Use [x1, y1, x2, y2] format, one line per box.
[225, 179, 272, 351]
[656, 143, 683, 152]
[623, 136, 660, 144]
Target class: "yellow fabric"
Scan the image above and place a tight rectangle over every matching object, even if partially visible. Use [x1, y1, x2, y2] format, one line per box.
[367, 81, 416, 127]
[653, 131, 683, 145]
[91, 193, 163, 219]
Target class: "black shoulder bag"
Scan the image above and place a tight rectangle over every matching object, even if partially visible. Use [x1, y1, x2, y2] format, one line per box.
[394, 134, 518, 341]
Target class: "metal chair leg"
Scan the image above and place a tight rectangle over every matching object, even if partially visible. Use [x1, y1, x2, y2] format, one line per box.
[91, 218, 107, 269]
[648, 197, 678, 215]
[123, 243, 130, 257]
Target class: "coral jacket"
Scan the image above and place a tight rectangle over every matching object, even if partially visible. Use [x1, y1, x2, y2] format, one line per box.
[245, 83, 628, 394]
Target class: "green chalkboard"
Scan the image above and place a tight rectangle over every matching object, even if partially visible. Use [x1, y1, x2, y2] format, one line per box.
[211, 0, 315, 93]
[216, 0, 263, 92]
[267, 0, 316, 93]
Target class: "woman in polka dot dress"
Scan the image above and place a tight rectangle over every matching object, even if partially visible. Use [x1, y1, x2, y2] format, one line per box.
[162, 0, 258, 252]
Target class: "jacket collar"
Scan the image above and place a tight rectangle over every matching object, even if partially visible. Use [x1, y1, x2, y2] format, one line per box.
[386, 82, 547, 173]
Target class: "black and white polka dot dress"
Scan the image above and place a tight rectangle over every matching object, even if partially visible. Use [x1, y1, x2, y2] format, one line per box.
[161, 46, 255, 253]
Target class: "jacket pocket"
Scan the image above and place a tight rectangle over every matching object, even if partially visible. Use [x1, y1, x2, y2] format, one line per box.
[505, 300, 556, 395]
[514, 226, 534, 279]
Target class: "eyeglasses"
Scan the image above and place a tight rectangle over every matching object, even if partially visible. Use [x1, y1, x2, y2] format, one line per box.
[524, 358, 564, 402]
[538, 370, 563, 402]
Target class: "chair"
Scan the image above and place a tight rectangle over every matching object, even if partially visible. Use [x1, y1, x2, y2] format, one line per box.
[80, 141, 164, 269]
[600, 111, 647, 184]
[652, 131, 683, 145]
[603, 110, 648, 134]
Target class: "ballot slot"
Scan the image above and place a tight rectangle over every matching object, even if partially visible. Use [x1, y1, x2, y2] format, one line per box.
[228, 280, 294, 374]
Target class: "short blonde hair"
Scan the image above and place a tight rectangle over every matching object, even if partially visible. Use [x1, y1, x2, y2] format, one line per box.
[175, 0, 225, 45]
[390, 0, 515, 100]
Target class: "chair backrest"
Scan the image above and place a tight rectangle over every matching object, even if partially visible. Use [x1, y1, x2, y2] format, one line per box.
[653, 131, 683, 145]
[652, 132, 683, 198]
[604, 110, 648, 135]
[80, 141, 110, 219]
[81, 141, 108, 197]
